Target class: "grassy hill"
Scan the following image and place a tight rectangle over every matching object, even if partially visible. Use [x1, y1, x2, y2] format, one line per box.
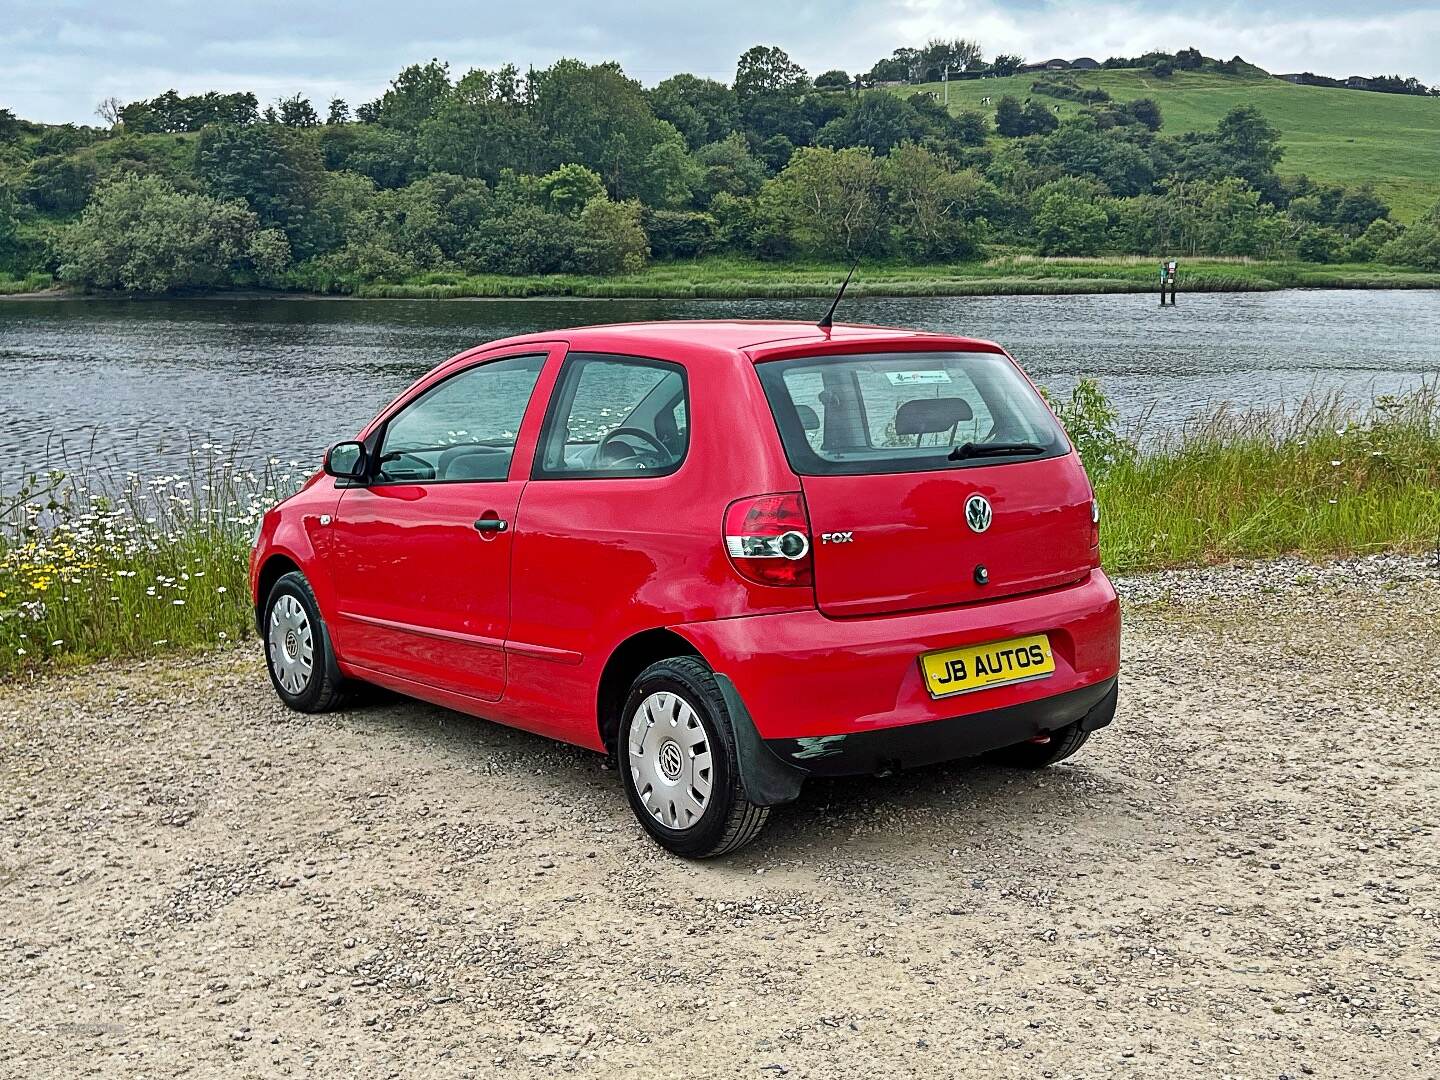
[908, 69, 1440, 222]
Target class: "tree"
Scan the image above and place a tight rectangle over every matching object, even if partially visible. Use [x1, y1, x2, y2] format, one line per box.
[917, 38, 984, 81]
[378, 59, 453, 130]
[327, 99, 350, 125]
[814, 69, 851, 91]
[0, 108, 22, 143]
[883, 143, 991, 260]
[320, 124, 419, 188]
[695, 133, 768, 201]
[530, 59, 669, 198]
[1212, 105, 1283, 186]
[196, 124, 326, 249]
[759, 146, 886, 258]
[95, 97, 124, 127]
[994, 96, 1025, 137]
[1031, 180, 1109, 255]
[1152, 59, 1175, 78]
[1022, 100, 1059, 135]
[576, 196, 648, 273]
[21, 153, 98, 213]
[735, 46, 811, 146]
[418, 77, 541, 182]
[57, 174, 282, 291]
[278, 94, 320, 128]
[636, 126, 703, 208]
[1378, 200, 1440, 270]
[816, 93, 926, 154]
[643, 209, 715, 258]
[991, 54, 1024, 77]
[1125, 98, 1163, 131]
[538, 163, 604, 215]
[1030, 126, 1156, 195]
[735, 45, 809, 100]
[649, 75, 738, 150]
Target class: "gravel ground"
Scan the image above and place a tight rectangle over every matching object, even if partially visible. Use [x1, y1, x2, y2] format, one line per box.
[2, 554, 1438, 1079]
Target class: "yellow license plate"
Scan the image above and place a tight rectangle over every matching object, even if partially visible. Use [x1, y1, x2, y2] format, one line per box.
[919, 634, 1055, 699]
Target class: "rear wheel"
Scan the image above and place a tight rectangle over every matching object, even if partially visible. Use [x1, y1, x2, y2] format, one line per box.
[620, 657, 768, 858]
[263, 571, 345, 713]
[990, 721, 1090, 768]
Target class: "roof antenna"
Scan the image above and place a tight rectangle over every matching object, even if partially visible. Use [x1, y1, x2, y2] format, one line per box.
[817, 262, 858, 330]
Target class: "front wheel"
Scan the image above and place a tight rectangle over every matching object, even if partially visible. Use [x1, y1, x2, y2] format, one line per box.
[620, 657, 769, 858]
[262, 571, 346, 713]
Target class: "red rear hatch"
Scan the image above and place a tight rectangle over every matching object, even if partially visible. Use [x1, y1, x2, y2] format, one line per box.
[752, 344, 1097, 618]
[801, 460, 1095, 617]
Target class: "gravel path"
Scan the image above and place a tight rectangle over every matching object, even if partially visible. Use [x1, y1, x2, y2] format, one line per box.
[3, 555, 1438, 1078]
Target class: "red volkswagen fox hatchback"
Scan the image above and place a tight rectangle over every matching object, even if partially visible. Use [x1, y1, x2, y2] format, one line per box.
[251, 321, 1120, 857]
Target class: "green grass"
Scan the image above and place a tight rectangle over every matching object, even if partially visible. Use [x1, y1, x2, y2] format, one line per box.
[0, 272, 56, 295]
[349, 255, 1440, 300]
[4, 386, 1437, 680]
[908, 69, 1440, 222]
[0, 452, 295, 677]
[1096, 386, 1440, 573]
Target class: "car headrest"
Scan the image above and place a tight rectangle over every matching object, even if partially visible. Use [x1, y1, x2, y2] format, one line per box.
[894, 397, 974, 436]
[794, 403, 820, 431]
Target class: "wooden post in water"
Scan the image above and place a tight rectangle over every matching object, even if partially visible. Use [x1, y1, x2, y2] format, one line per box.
[1159, 260, 1178, 305]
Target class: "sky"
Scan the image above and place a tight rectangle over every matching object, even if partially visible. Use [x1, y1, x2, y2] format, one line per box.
[3, 0, 1439, 124]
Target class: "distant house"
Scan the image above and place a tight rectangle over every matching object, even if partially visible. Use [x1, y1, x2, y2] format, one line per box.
[1019, 58, 1072, 73]
[1345, 75, 1381, 90]
[1071, 57, 1101, 70]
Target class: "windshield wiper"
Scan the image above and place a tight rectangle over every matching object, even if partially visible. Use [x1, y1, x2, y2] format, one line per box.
[948, 441, 1048, 461]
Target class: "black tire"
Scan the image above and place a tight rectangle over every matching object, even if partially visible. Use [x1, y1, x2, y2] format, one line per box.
[990, 720, 1090, 768]
[262, 571, 346, 713]
[619, 657, 769, 858]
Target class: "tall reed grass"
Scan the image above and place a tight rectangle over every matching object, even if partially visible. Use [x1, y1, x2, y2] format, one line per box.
[1095, 385, 1440, 573]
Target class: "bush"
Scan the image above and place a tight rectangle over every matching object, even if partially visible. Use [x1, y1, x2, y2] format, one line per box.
[643, 209, 716, 259]
[576, 197, 648, 273]
[1045, 378, 1135, 479]
[57, 175, 279, 292]
[1377, 201, 1440, 270]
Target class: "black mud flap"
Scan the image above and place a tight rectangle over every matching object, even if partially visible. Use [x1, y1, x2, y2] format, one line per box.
[713, 672, 807, 807]
[1079, 679, 1119, 733]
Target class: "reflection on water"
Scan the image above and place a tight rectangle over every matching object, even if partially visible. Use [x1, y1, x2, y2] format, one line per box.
[1, 289, 1437, 480]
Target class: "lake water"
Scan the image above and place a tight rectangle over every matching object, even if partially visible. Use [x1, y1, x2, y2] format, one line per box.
[2, 290, 1437, 481]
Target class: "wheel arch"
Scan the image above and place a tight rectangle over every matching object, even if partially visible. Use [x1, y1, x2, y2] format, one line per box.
[253, 552, 302, 635]
[595, 627, 704, 755]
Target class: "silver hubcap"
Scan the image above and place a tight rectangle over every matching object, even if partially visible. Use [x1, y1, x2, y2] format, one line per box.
[267, 594, 314, 696]
[628, 692, 713, 831]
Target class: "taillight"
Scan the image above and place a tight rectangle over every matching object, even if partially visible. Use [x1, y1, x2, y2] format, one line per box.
[1089, 496, 1101, 562]
[724, 493, 813, 587]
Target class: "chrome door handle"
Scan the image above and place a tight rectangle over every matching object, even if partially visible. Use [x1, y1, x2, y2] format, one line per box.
[473, 517, 508, 533]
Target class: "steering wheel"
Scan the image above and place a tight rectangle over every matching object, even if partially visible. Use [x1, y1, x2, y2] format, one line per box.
[595, 426, 670, 468]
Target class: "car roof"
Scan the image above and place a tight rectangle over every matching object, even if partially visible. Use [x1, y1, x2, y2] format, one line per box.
[456, 320, 1006, 367]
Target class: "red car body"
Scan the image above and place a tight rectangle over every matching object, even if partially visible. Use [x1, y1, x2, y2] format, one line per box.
[251, 321, 1120, 845]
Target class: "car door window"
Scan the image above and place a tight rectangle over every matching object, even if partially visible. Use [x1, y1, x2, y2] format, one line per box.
[536, 354, 689, 478]
[375, 353, 545, 483]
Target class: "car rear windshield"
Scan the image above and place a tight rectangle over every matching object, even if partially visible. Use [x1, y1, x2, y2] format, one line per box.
[755, 351, 1068, 476]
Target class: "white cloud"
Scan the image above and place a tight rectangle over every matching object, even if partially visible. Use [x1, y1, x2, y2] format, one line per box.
[2, 0, 1436, 124]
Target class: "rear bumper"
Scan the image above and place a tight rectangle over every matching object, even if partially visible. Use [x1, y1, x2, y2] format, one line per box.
[767, 676, 1117, 777]
[675, 568, 1121, 743]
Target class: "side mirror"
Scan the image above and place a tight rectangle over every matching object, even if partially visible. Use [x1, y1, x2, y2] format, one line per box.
[323, 441, 368, 481]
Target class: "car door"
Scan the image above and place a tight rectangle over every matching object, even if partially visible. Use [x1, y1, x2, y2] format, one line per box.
[505, 352, 693, 726]
[326, 348, 553, 701]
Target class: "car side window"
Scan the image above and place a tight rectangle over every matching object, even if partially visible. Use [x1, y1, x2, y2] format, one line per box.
[375, 353, 545, 484]
[536, 353, 689, 478]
